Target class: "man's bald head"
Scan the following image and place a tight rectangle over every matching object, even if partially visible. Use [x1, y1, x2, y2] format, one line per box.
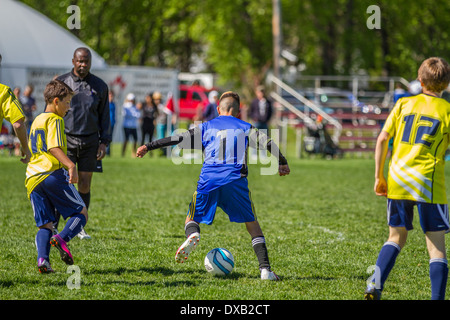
[72, 47, 92, 79]
[73, 47, 91, 59]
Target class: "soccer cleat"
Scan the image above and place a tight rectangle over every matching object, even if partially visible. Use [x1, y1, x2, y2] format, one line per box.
[175, 232, 200, 263]
[364, 284, 382, 300]
[261, 268, 280, 281]
[50, 234, 74, 265]
[37, 258, 54, 274]
[77, 227, 91, 240]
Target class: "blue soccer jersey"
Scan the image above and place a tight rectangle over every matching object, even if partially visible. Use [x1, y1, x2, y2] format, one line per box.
[196, 115, 252, 193]
[145, 115, 287, 193]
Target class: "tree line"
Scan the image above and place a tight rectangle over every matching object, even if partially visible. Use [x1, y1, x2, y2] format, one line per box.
[22, 0, 450, 102]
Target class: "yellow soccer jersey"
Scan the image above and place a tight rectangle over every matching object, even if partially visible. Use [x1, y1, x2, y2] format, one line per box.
[0, 83, 25, 125]
[383, 93, 450, 203]
[25, 112, 67, 197]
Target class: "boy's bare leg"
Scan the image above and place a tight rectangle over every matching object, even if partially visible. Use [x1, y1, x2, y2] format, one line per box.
[426, 230, 448, 300]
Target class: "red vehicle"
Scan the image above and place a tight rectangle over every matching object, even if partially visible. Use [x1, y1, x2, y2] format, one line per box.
[166, 84, 212, 120]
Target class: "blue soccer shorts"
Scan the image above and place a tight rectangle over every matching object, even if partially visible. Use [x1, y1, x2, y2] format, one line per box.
[387, 199, 450, 233]
[30, 169, 86, 228]
[187, 178, 257, 225]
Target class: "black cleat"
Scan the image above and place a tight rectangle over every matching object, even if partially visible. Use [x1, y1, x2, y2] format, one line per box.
[364, 285, 382, 300]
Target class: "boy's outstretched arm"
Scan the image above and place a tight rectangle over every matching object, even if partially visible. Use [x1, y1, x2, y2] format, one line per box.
[136, 127, 201, 158]
[374, 130, 390, 197]
[250, 127, 290, 176]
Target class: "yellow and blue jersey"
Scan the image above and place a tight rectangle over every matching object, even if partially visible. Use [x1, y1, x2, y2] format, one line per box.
[0, 83, 25, 125]
[383, 93, 450, 204]
[25, 112, 67, 198]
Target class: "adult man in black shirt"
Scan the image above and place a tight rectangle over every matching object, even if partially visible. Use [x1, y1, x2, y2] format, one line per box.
[57, 47, 111, 239]
[249, 85, 273, 131]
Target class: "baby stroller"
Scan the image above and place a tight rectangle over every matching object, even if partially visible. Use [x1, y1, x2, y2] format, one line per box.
[303, 116, 342, 159]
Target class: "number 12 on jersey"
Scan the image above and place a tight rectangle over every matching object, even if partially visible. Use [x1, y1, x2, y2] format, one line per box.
[401, 114, 441, 148]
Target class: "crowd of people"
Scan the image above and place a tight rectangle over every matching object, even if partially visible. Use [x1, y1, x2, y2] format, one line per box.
[111, 83, 276, 158]
[2, 74, 276, 161]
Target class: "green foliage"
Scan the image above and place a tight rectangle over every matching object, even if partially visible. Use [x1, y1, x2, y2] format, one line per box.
[16, 1, 450, 100]
[1, 148, 450, 300]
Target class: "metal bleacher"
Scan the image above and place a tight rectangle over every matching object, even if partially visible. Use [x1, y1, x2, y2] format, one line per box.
[268, 74, 410, 158]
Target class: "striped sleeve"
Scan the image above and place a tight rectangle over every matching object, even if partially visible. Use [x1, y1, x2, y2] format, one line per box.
[46, 117, 65, 150]
[2, 87, 25, 124]
[382, 101, 402, 137]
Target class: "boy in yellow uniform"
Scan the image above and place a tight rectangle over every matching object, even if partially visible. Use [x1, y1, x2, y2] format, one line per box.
[26, 80, 88, 273]
[366, 57, 450, 300]
[0, 54, 31, 163]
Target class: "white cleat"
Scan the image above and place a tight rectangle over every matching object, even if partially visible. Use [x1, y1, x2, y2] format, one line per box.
[261, 268, 280, 281]
[175, 232, 200, 263]
[77, 227, 91, 240]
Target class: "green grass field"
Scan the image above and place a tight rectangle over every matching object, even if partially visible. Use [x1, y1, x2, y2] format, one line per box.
[1, 145, 449, 301]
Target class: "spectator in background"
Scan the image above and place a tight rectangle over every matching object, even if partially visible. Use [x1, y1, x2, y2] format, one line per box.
[20, 84, 37, 135]
[106, 90, 116, 156]
[249, 86, 273, 160]
[155, 92, 173, 156]
[393, 80, 422, 103]
[155, 91, 171, 138]
[250, 85, 273, 131]
[138, 92, 158, 153]
[121, 93, 140, 157]
[13, 87, 20, 100]
[202, 90, 219, 121]
[393, 84, 407, 104]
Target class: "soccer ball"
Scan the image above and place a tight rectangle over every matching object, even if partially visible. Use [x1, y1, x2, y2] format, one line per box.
[204, 248, 235, 276]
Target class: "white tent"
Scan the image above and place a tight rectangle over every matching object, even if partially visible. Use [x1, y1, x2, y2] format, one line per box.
[0, 0, 106, 69]
[0, 0, 107, 89]
[0, 0, 179, 144]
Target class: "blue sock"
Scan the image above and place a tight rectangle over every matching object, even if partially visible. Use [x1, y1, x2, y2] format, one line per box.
[58, 214, 87, 242]
[430, 258, 448, 300]
[372, 241, 401, 290]
[36, 228, 52, 262]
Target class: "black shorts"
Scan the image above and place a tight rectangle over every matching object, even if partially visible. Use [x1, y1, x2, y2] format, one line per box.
[123, 127, 138, 142]
[66, 133, 102, 173]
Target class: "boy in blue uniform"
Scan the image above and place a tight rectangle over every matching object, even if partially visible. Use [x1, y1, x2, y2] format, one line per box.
[137, 91, 290, 280]
[26, 80, 88, 273]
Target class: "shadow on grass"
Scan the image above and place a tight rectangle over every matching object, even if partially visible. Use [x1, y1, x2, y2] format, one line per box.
[86, 266, 249, 279]
[74, 266, 251, 289]
[279, 273, 370, 282]
[0, 267, 282, 291]
[0, 276, 71, 288]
